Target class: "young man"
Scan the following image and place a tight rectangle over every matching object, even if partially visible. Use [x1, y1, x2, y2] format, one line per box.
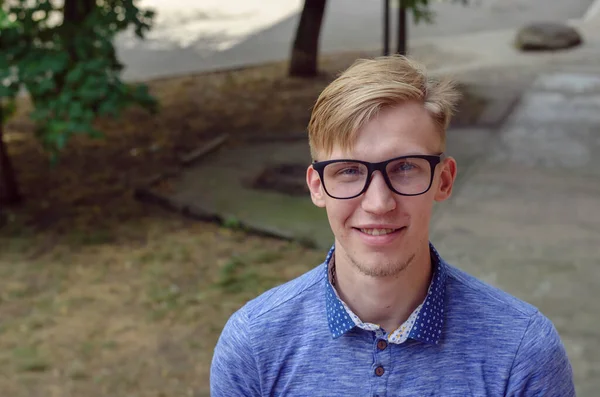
[210, 55, 575, 396]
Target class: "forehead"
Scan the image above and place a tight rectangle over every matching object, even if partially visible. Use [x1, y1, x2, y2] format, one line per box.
[327, 102, 442, 160]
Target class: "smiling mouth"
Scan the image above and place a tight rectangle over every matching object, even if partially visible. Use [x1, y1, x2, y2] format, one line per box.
[356, 227, 405, 236]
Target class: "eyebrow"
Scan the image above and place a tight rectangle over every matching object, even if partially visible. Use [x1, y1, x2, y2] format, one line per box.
[323, 151, 443, 161]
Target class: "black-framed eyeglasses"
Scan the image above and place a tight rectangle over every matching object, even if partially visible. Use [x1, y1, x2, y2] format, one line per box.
[312, 154, 445, 199]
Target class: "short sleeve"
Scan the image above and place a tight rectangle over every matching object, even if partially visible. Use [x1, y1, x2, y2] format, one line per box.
[505, 311, 575, 397]
[210, 308, 261, 396]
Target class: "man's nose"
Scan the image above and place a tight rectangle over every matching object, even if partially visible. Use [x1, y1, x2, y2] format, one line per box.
[360, 171, 397, 214]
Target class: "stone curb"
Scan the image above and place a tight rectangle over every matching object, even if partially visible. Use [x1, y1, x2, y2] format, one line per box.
[133, 133, 228, 195]
[471, 86, 523, 130]
[132, 135, 317, 246]
[133, 186, 307, 245]
[179, 134, 229, 166]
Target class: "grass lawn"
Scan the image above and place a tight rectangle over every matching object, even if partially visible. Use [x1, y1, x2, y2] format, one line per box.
[0, 50, 484, 396]
[1, 214, 322, 396]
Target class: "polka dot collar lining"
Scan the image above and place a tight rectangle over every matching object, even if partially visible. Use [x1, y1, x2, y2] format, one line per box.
[324, 243, 447, 345]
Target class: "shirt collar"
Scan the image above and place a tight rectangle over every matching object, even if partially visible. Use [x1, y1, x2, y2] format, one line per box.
[324, 243, 448, 345]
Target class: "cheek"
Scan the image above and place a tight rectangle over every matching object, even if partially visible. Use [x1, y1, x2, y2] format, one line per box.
[402, 196, 435, 224]
[324, 199, 358, 230]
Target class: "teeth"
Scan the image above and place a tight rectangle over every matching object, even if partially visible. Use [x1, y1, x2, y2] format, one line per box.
[360, 228, 397, 236]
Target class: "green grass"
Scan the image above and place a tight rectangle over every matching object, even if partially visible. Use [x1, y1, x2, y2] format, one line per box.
[13, 346, 50, 373]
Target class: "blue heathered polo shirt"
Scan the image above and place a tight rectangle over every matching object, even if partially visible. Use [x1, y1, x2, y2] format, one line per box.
[210, 244, 575, 396]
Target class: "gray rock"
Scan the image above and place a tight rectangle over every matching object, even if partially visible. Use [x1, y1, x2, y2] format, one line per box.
[515, 22, 583, 51]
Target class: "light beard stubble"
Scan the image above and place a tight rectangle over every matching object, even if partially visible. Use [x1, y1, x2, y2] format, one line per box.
[350, 252, 416, 278]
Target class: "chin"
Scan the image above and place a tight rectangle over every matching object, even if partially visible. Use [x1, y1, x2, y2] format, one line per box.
[350, 250, 414, 278]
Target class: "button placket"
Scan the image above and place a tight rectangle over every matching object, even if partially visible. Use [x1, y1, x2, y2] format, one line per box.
[371, 335, 391, 397]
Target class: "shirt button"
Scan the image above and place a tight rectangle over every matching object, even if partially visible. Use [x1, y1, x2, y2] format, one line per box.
[375, 366, 385, 377]
[377, 340, 388, 350]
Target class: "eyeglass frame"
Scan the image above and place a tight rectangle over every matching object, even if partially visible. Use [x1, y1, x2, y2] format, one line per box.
[311, 153, 446, 200]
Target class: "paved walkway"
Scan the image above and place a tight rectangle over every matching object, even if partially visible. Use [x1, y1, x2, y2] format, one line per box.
[117, 0, 596, 81]
[426, 17, 600, 397]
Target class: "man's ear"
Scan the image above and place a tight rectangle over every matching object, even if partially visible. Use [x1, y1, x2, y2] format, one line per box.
[306, 165, 326, 208]
[434, 156, 457, 202]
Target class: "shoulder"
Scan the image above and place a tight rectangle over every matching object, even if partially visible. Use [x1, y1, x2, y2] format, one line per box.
[211, 263, 328, 394]
[442, 262, 574, 394]
[445, 262, 538, 319]
[442, 261, 543, 349]
[238, 262, 326, 321]
[506, 310, 575, 395]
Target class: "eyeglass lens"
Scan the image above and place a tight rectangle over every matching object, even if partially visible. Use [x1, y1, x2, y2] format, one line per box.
[322, 157, 432, 198]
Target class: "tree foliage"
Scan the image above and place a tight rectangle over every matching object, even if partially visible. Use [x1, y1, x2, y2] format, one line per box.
[0, 0, 158, 163]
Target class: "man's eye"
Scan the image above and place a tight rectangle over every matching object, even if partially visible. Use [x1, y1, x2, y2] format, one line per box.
[338, 167, 360, 175]
[394, 162, 417, 172]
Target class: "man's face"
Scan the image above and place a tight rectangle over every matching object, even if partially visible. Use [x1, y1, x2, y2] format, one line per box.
[307, 101, 457, 278]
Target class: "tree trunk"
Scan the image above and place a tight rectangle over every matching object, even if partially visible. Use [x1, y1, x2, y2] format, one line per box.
[63, 0, 95, 24]
[0, 112, 22, 206]
[396, 1, 407, 55]
[383, 0, 390, 55]
[289, 0, 327, 77]
[56, 0, 95, 94]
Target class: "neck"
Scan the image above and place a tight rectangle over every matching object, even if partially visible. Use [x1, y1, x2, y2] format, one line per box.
[333, 244, 432, 333]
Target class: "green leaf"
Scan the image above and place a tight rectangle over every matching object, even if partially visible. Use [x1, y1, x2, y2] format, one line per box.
[0, 9, 18, 29]
[54, 130, 68, 150]
[66, 65, 85, 85]
[87, 128, 104, 140]
[1, 100, 17, 122]
[34, 78, 56, 96]
[45, 53, 69, 74]
[30, 107, 51, 123]
[0, 83, 19, 99]
[97, 99, 118, 117]
[3, 0, 157, 164]
[69, 102, 84, 119]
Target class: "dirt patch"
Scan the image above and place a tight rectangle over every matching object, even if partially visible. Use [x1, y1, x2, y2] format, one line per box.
[0, 217, 324, 396]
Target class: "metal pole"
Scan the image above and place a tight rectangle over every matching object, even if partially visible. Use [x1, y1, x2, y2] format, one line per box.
[383, 0, 390, 55]
[397, 0, 407, 55]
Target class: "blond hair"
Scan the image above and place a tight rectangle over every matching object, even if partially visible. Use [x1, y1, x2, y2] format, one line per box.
[308, 55, 460, 160]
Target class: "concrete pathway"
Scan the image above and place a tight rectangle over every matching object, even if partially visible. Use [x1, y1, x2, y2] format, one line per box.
[117, 0, 597, 81]
[424, 17, 600, 396]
